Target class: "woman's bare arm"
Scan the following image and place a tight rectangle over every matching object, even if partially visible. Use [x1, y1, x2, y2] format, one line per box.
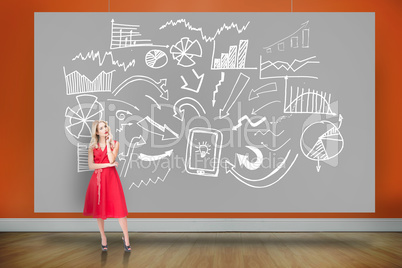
[106, 141, 119, 163]
[88, 148, 115, 170]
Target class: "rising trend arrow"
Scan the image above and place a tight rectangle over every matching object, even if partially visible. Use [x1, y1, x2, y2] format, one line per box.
[137, 116, 179, 140]
[180, 69, 204, 93]
[219, 73, 250, 119]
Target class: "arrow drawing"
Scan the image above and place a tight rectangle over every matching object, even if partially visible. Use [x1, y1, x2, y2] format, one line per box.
[219, 73, 250, 119]
[225, 150, 299, 188]
[107, 99, 139, 111]
[261, 138, 291, 152]
[118, 135, 146, 178]
[236, 146, 263, 171]
[129, 168, 171, 189]
[232, 115, 267, 131]
[173, 97, 207, 121]
[248, 82, 278, 101]
[145, 95, 161, 110]
[137, 116, 179, 140]
[180, 69, 204, 93]
[112, 75, 169, 100]
[138, 149, 173, 161]
[251, 100, 281, 115]
[212, 72, 225, 107]
[116, 110, 132, 120]
[117, 122, 133, 132]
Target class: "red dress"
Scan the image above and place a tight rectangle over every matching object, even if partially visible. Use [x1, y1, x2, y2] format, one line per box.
[83, 140, 128, 220]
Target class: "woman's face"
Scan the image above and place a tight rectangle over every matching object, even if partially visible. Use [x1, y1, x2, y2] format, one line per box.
[97, 122, 109, 137]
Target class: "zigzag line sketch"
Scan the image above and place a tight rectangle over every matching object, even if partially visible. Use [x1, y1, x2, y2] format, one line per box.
[72, 50, 136, 72]
[118, 135, 146, 178]
[110, 19, 168, 49]
[260, 56, 319, 73]
[261, 138, 291, 152]
[254, 129, 284, 137]
[173, 97, 207, 121]
[269, 114, 292, 125]
[232, 115, 267, 131]
[219, 73, 250, 119]
[212, 72, 225, 107]
[129, 168, 171, 189]
[263, 21, 310, 53]
[138, 150, 173, 161]
[63, 67, 115, 95]
[112, 75, 169, 100]
[107, 99, 139, 111]
[159, 19, 250, 42]
[116, 123, 133, 133]
[137, 116, 179, 140]
[77, 143, 90, 172]
[225, 150, 299, 188]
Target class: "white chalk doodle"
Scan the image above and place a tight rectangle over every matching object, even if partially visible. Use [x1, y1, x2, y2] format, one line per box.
[260, 56, 319, 73]
[137, 116, 179, 141]
[232, 115, 267, 131]
[170, 37, 202, 67]
[107, 99, 139, 111]
[211, 40, 257, 70]
[173, 97, 207, 121]
[72, 50, 136, 72]
[138, 150, 173, 161]
[212, 72, 225, 107]
[180, 69, 204, 93]
[263, 21, 309, 53]
[236, 146, 263, 171]
[129, 168, 171, 189]
[145, 49, 168, 69]
[118, 135, 146, 178]
[63, 67, 115, 95]
[261, 138, 291, 152]
[251, 100, 281, 115]
[112, 75, 169, 100]
[77, 143, 90, 172]
[219, 73, 250, 119]
[248, 82, 277, 101]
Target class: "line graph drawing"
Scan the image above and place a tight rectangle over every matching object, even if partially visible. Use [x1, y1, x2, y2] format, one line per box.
[159, 19, 250, 43]
[284, 85, 336, 115]
[219, 73, 250, 119]
[63, 67, 115, 95]
[112, 75, 169, 100]
[232, 115, 267, 131]
[300, 115, 344, 172]
[170, 37, 202, 67]
[173, 97, 207, 121]
[110, 19, 168, 49]
[137, 116, 179, 140]
[65, 94, 104, 139]
[254, 129, 284, 137]
[77, 143, 90, 172]
[225, 150, 299, 188]
[72, 50, 136, 71]
[145, 49, 168, 69]
[129, 168, 171, 189]
[263, 21, 310, 53]
[181, 69, 204, 93]
[236, 146, 263, 171]
[212, 72, 225, 107]
[138, 150, 173, 161]
[118, 135, 146, 178]
[259, 56, 319, 74]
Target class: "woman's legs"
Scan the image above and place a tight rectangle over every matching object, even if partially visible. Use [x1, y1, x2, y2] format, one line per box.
[97, 218, 107, 245]
[118, 216, 130, 245]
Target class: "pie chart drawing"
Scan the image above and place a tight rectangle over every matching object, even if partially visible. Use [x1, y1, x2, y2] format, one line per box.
[145, 49, 168, 69]
[65, 94, 104, 139]
[300, 120, 344, 170]
[170, 37, 202, 67]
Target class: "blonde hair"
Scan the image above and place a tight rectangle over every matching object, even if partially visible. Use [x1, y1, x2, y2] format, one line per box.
[88, 120, 115, 152]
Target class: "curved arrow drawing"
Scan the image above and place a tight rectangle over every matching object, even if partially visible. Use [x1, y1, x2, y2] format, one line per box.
[248, 82, 277, 101]
[236, 146, 263, 170]
[251, 100, 281, 115]
[225, 150, 299, 188]
[112, 75, 169, 100]
[181, 69, 204, 93]
[173, 97, 207, 121]
[145, 94, 161, 110]
[139, 149, 173, 161]
[118, 135, 146, 178]
[137, 116, 179, 140]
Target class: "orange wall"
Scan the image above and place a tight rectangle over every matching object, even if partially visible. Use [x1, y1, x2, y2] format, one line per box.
[1, 0, 401, 218]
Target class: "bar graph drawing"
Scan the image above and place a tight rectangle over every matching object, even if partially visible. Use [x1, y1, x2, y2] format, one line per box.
[63, 67, 115, 95]
[263, 21, 310, 53]
[211, 40, 256, 70]
[77, 143, 90, 172]
[110, 19, 168, 50]
[284, 85, 336, 115]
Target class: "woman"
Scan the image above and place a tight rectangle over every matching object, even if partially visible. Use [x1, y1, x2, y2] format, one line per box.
[83, 120, 131, 252]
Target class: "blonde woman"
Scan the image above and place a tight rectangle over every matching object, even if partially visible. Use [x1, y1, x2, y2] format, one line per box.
[83, 120, 131, 252]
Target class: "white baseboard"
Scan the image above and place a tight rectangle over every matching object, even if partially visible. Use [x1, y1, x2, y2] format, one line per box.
[0, 218, 401, 232]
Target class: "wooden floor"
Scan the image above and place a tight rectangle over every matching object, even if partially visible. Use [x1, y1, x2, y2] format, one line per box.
[0, 232, 401, 267]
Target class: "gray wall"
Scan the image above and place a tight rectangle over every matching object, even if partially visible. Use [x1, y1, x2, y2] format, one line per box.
[35, 12, 374, 213]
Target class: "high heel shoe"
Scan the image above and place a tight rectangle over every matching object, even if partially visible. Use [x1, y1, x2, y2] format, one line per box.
[101, 244, 108, 251]
[122, 236, 131, 252]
